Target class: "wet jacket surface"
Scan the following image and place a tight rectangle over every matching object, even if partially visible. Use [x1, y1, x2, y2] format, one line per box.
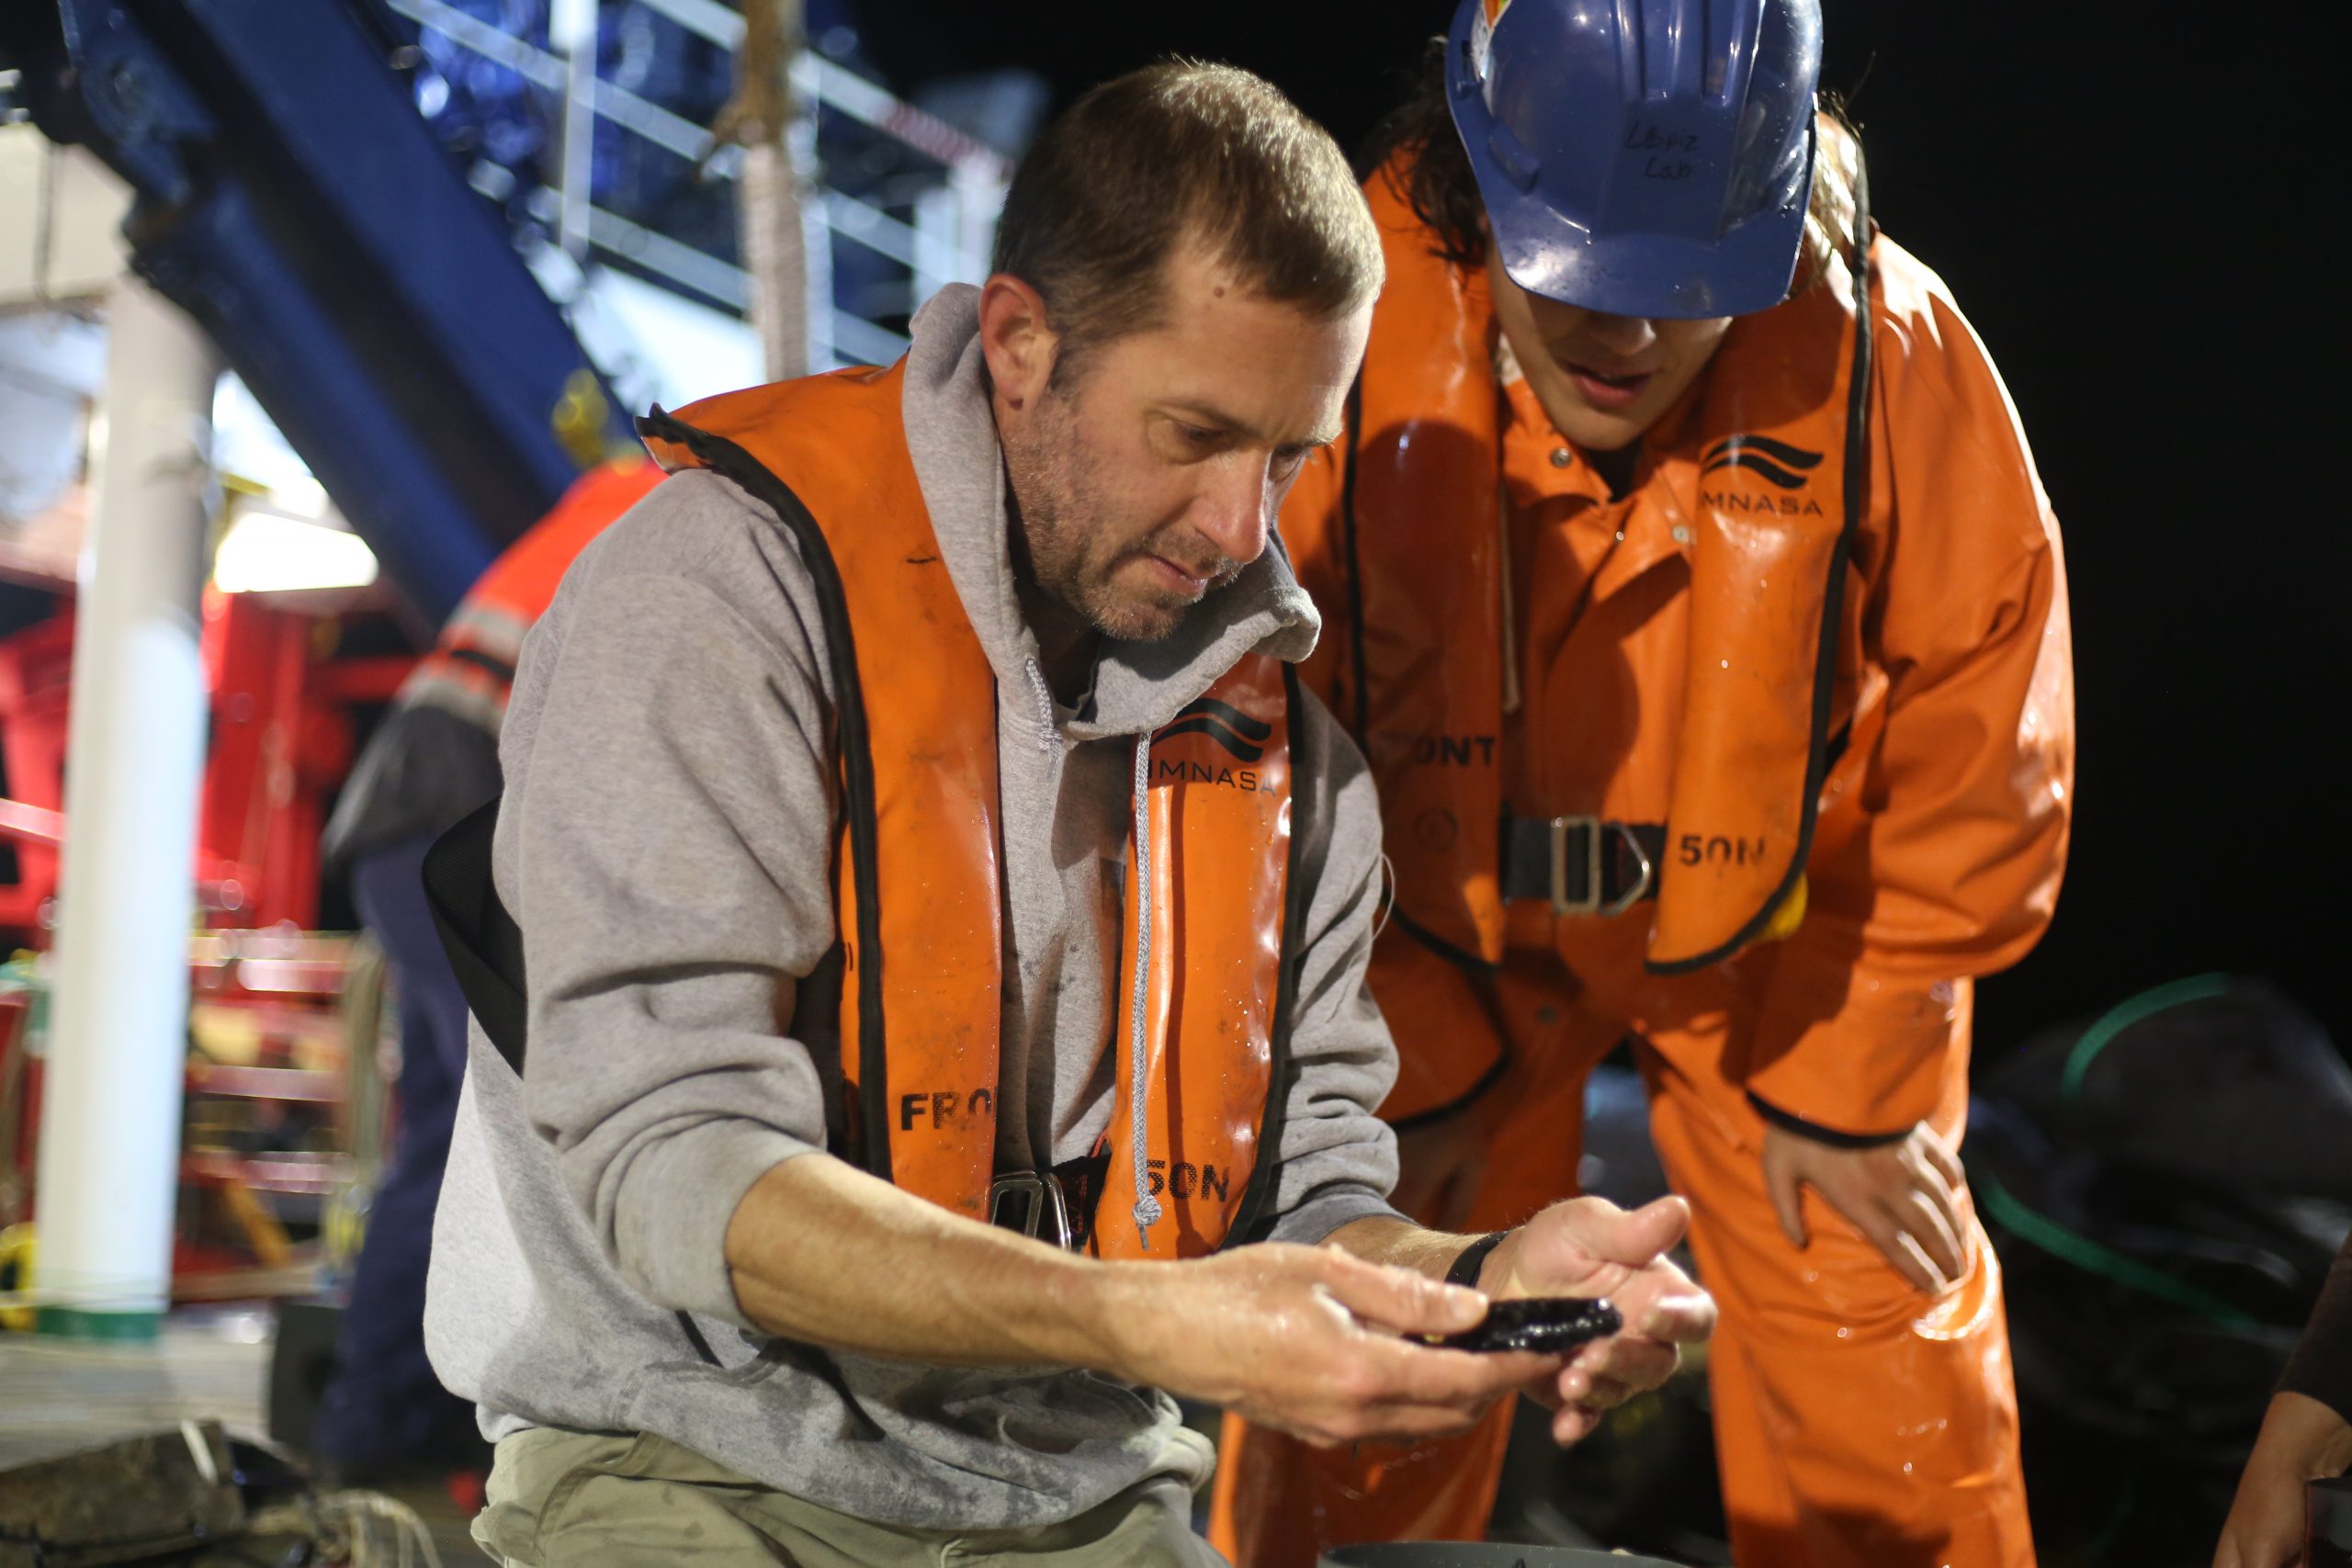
[424, 288, 1404, 1529]
[1283, 164, 2075, 1136]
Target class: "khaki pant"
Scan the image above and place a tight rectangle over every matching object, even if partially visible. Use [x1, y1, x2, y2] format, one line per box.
[472, 1427, 1229, 1567]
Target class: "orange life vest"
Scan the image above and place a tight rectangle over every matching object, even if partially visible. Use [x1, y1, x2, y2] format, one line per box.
[1339, 154, 1876, 978]
[640, 364, 1302, 1259]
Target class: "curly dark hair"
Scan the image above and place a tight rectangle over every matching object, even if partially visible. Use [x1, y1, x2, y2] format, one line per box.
[1357, 39, 1487, 268]
[1360, 38, 1862, 298]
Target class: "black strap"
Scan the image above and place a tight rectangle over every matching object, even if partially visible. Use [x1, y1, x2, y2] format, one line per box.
[1052, 1149, 1112, 1253]
[421, 798, 529, 1072]
[1446, 1231, 1510, 1290]
[442, 645, 520, 687]
[635, 410, 893, 1181]
[1746, 1091, 1909, 1149]
[984, 1149, 1114, 1253]
[1645, 141, 1875, 976]
[1338, 376, 1371, 745]
[1497, 814, 1666, 912]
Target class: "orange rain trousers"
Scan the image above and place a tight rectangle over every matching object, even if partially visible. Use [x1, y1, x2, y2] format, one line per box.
[1208, 956, 2036, 1568]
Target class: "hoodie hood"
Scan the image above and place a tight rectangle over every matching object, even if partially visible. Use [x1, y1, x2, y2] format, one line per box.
[900, 285, 1320, 742]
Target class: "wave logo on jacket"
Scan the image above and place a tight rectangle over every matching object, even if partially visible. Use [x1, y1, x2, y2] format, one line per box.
[1701, 434, 1824, 491]
[1159, 697, 1271, 762]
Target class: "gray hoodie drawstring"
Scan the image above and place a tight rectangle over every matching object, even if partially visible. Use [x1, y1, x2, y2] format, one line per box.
[1127, 731, 1162, 1250]
[1023, 660, 1060, 754]
[1030, 657, 1155, 1247]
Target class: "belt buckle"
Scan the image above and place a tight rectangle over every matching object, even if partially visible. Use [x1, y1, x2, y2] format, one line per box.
[986, 1170, 1074, 1251]
[1546, 816, 1656, 920]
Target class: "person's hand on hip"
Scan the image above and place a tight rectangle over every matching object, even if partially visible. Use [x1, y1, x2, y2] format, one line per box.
[1761, 1119, 1968, 1294]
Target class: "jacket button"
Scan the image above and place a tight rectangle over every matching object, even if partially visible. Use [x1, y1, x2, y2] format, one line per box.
[1549, 447, 1573, 468]
[1671, 525, 1692, 545]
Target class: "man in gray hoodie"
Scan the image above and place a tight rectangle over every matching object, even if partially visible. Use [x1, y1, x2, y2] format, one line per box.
[424, 62, 1713, 1567]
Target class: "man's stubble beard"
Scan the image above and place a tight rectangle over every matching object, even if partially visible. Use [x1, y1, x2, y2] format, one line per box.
[1010, 389, 1190, 644]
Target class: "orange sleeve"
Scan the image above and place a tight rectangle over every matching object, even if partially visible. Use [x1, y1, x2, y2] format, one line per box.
[1742, 258, 2075, 1137]
[1277, 434, 1351, 716]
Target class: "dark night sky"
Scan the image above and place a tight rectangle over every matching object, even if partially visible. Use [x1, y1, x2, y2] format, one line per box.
[864, 2, 2345, 1061]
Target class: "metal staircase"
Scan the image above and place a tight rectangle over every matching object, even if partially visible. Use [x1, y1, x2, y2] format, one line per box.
[0, 0, 1009, 622]
[379, 0, 1008, 378]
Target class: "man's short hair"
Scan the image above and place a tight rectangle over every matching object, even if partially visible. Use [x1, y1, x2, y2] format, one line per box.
[991, 62, 1384, 380]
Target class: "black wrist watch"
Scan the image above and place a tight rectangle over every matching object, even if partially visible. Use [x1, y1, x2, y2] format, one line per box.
[1444, 1230, 1510, 1291]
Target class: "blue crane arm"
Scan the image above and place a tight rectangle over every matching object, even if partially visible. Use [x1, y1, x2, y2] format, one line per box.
[6, 0, 633, 623]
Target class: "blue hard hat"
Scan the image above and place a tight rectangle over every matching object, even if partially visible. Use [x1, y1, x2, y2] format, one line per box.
[1445, 0, 1824, 319]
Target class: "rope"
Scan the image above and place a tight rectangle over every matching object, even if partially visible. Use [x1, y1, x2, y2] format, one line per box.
[1126, 734, 1161, 1248]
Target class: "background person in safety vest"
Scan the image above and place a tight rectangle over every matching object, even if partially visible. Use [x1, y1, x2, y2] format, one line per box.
[1210, 3, 2072, 1566]
[421, 63, 1713, 1566]
[308, 456, 660, 1481]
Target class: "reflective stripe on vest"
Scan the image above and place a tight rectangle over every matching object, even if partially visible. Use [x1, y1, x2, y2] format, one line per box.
[639, 363, 1298, 1258]
[1343, 146, 1874, 975]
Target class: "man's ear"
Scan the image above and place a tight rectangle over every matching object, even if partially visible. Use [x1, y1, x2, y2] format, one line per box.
[978, 273, 1057, 410]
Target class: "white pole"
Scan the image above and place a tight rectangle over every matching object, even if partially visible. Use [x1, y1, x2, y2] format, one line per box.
[553, 0, 598, 263]
[791, 98, 831, 370]
[951, 161, 1008, 288]
[910, 183, 953, 310]
[739, 138, 808, 380]
[729, 0, 810, 381]
[33, 274, 218, 1339]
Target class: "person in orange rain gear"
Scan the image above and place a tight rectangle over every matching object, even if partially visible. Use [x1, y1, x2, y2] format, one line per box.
[308, 455, 661, 1481]
[420, 64, 1713, 1566]
[1209, 3, 2072, 1565]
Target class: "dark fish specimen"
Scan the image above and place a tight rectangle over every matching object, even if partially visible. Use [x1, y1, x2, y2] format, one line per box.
[1431, 1297, 1623, 1354]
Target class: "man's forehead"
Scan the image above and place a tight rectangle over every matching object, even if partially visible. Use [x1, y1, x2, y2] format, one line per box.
[1159, 236, 1261, 301]
[1118, 264, 1364, 441]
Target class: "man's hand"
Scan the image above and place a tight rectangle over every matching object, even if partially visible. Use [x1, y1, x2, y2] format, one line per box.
[1761, 1120, 1967, 1293]
[724, 1156, 1700, 1454]
[728, 1156, 1551, 1450]
[1100, 1243, 1560, 1450]
[1480, 1195, 1716, 1444]
[2214, 1390, 2352, 1568]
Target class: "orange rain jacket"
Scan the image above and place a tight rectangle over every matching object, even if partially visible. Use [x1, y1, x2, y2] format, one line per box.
[1282, 162, 2075, 1138]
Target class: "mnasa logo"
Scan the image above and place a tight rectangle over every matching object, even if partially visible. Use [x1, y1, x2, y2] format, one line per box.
[1153, 697, 1269, 792]
[1699, 434, 1826, 516]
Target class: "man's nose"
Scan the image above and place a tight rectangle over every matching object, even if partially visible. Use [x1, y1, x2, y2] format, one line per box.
[1584, 312, 1659, 356]
[1191, 457, 1273, 568]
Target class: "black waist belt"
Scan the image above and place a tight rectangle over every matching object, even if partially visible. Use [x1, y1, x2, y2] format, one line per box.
[1498, 814, 1666, 918]
[988, 1148, 1112, 1253]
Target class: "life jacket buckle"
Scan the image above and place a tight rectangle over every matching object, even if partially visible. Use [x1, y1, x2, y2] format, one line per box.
[987, 1170, 1074, 1251]
[1547, 815, 1656, 919]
